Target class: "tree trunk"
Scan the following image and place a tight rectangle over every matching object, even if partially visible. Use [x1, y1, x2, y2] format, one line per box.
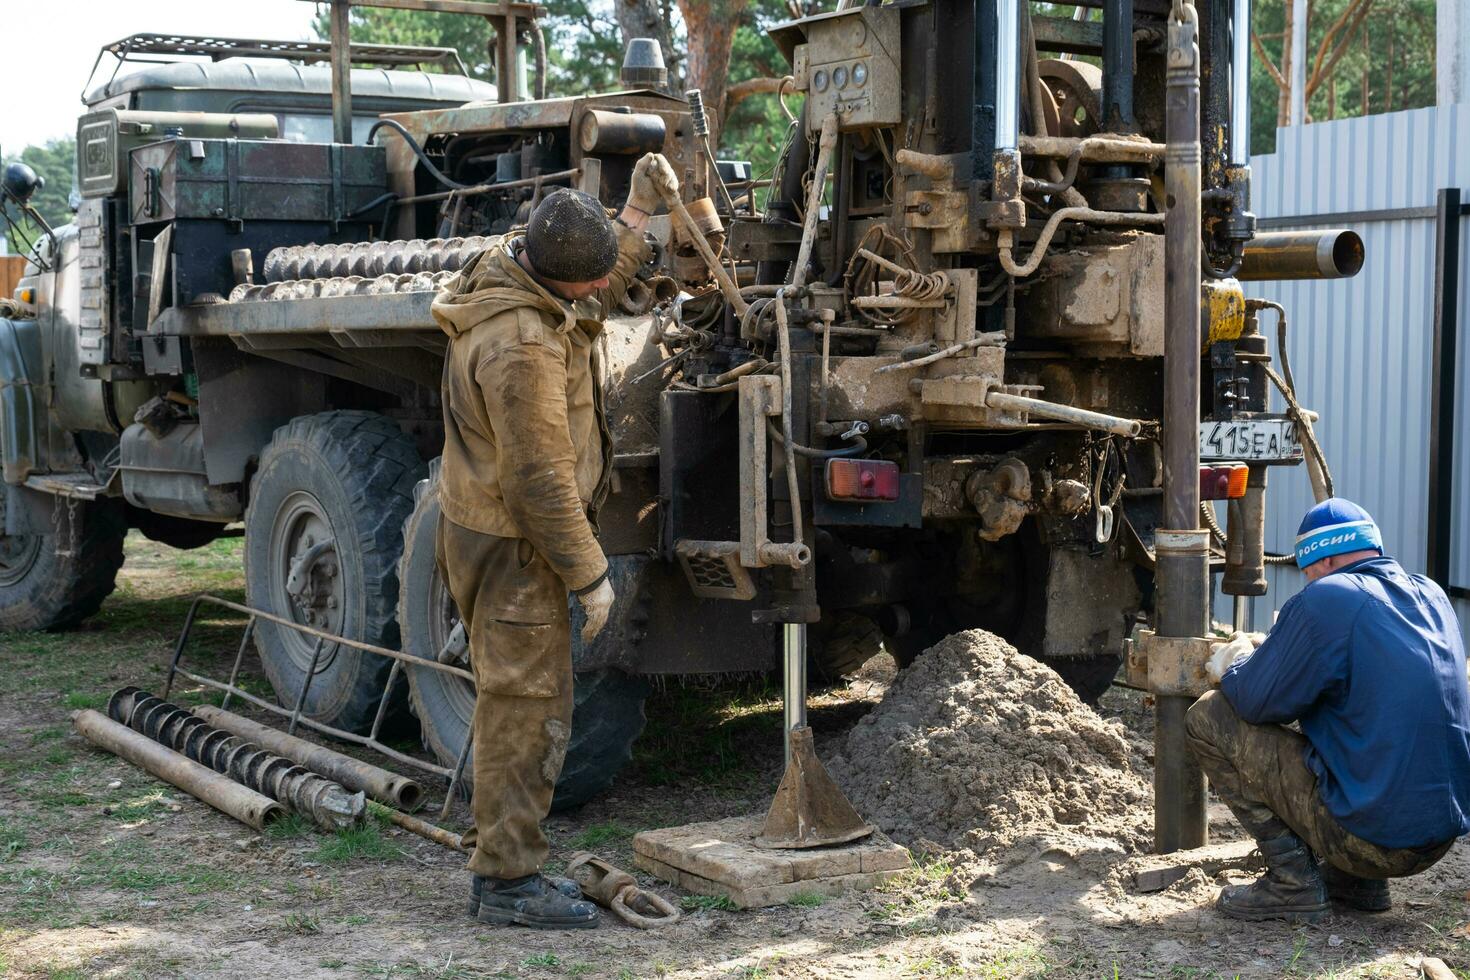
[1360, 22, 1369, 115]
[1278, 11, 1293, 127]
[614, 0, 683, 91]
[1385, 27, 1394, 111]
[675, 0, 751, 150]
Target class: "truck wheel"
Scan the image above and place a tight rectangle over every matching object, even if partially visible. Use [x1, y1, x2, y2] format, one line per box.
[246, 411, 425, 734]
[398, 462, 649, 811]
[810, 611, 885, 681]
[0, 497, 125, 631]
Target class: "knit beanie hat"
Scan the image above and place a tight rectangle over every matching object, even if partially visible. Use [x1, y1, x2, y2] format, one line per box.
[525, 188, 619, 283]
[1294, 497, 1383, 569]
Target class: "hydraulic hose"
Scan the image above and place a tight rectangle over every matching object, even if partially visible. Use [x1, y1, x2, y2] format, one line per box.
[366, 119, 466, 190]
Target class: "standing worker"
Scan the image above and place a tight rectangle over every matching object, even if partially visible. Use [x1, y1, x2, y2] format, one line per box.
[1188, 498, 1470, 922]
[430, 154, 676, 930]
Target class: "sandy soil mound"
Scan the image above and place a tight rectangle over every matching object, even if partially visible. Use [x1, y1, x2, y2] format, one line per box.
[828, 629, 1152, 857]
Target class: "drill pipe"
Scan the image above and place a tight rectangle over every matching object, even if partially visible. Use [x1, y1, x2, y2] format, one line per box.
[192, 704, 422, 810]
[73, 710, 284, 830]
[1156, 0, 1209, 854]
[261, 236, 491, 283]
[108, 688, 365, 832]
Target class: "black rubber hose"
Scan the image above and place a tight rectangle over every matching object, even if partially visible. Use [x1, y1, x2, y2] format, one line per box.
[366, 119, 466, 190]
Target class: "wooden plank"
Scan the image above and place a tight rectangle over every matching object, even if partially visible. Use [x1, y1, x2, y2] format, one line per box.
[0, 256, 27, 301]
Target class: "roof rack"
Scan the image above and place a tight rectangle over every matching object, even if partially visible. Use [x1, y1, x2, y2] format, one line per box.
[83, 33, 469, 101]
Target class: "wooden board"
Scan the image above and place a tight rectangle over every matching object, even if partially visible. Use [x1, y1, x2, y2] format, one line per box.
[0, 256, 27, 302]
[633, 815, 910, 909]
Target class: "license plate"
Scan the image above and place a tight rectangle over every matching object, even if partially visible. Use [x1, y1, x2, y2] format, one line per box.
[1199, 419, 1302, 462]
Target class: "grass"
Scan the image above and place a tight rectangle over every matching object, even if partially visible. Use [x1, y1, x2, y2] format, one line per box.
[284, 911, 322, 934]
[567, 822, 634, 850]
[265, 813, 314, 841]
[310, 824, 404, 863]
[0, 820, 25, 861]
[786, 891, 825, 908]
[520, 953, 560, 968]
[630, 679, 782, 788]
[680, 893, 736, 912]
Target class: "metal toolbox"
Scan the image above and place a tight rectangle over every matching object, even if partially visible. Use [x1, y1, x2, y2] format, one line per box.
[128, 138, 387, 226]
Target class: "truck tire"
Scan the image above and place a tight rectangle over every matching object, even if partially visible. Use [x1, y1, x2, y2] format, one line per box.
[398, 462, 649, 811]
[245, 411, 425, 734]
[810, 611, 885, 681]
[0, 497, 125, 632]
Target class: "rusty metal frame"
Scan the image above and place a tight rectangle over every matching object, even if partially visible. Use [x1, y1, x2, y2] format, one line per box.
[163, 593, 474, 821]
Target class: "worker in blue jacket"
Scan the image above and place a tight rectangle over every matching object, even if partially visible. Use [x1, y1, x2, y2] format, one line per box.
[1187, 497, 1470, 923]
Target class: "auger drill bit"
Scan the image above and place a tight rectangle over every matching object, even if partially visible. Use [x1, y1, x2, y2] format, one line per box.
[108, 688, 365, 832]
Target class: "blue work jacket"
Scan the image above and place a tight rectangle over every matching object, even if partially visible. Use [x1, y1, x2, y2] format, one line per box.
[1220, 556, 1470, 849]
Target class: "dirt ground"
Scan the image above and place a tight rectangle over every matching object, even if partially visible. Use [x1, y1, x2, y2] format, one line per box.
[2, 534, 1468, 979]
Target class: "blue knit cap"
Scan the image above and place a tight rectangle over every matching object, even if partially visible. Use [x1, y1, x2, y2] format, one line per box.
[1295, 497, 1383, 569]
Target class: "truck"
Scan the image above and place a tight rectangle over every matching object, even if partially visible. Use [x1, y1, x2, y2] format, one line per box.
[0, 4, 1357, 829]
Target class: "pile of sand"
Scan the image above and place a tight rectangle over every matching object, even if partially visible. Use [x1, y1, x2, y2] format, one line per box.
[828, 629, 1152, 857]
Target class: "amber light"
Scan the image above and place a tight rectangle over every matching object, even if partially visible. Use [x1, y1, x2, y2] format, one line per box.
[1200, 463, 1249, 500]
[826, 459, 900, 502]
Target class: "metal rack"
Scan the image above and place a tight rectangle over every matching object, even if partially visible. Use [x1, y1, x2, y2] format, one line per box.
[163, 593, 472, 822]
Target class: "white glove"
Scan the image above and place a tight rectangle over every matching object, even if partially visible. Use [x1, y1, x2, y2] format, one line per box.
[577, 578, 615, 644]
[1206, 631, 1255, 686]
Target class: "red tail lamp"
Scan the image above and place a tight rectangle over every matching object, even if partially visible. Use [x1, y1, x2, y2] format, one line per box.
[825, 459, 901, 502]
[1200, 463, 1249, 501]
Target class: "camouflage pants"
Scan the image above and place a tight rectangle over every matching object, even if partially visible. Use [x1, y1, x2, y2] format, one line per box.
[1186, 690, 1451, 879]
[437, 517, 573, 880]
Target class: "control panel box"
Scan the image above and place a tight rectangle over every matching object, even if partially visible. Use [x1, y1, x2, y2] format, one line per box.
[789, 6, 901, 133]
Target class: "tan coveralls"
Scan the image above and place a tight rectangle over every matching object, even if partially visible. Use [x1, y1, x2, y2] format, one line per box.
[430, 224, 649, 879]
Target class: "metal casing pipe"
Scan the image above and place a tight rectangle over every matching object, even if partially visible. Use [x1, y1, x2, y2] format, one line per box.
[578, 110, 667, 155]
[73, 709, 284, 831]
[1153, 530, 1211, 852]
[193, 704, 423, 810]
[1237, 229, 1365, 280]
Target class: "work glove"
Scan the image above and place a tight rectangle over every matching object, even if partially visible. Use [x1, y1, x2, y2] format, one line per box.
[1205, 631, 1261, 686]
[577, 577, 615, 645]
[626, 153, 679, 215]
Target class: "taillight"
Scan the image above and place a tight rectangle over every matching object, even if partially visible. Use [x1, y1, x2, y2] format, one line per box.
[1199, 463, 1249, 500]
[826, 458, 901, 502]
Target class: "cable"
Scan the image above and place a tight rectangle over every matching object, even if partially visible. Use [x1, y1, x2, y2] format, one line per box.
[766, 419, 867, 458]
[366, 119, 466, 190]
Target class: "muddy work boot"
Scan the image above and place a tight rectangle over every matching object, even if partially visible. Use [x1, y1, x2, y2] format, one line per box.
[468, 873, 583, 917]
[1217, 834, 1329, 923]
[1321, 863, 1391, 912]
[470, 873, 599, 930]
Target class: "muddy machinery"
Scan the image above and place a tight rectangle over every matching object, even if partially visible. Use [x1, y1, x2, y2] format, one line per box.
[0, 1, 1361, 841]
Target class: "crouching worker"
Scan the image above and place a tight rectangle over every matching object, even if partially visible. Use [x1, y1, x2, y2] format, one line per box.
[1188, 498, 1470, 923]
[429, 154, 676, 929]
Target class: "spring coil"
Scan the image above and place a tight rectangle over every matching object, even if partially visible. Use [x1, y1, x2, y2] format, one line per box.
[107, 688, 365, 832]
[891, 266, 951, 302]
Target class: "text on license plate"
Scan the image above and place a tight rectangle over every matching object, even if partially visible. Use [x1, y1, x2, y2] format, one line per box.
[1199, 419, 1302, 462]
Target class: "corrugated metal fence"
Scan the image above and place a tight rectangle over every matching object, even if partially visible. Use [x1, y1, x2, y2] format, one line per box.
[1220, 104, 1470, 647]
